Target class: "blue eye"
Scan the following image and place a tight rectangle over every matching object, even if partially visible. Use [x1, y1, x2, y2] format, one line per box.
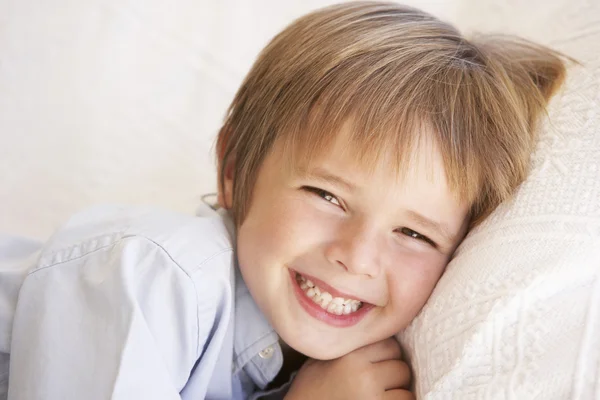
[399, 227, 437, 248]
[303, 186, 342, 207]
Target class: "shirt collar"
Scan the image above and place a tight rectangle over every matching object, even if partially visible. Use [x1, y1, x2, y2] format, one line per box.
[217, 208, 283, 390]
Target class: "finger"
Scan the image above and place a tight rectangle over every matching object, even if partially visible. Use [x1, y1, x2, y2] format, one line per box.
[356, 337, 402, 363]
[373, 359, 412, 390]
[382, 389, 415, 400]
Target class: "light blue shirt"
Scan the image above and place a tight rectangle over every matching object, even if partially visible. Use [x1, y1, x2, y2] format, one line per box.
[0, 204, 291, 400]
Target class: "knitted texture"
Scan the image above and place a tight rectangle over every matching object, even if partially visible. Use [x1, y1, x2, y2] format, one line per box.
[399, 1, 600, 398]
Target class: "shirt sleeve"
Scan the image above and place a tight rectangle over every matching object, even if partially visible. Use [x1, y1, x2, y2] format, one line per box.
[7, 234, 204, 400]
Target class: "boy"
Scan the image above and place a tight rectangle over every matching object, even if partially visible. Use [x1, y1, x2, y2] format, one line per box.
[0, 2, 566, 399]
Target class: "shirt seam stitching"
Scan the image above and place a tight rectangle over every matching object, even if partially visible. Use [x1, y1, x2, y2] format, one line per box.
[28, 233, 234, 361]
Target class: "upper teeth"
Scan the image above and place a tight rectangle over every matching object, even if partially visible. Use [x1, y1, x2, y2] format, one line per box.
[297, 273, 362, 315]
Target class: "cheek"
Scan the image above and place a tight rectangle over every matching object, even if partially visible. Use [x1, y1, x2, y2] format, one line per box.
[385, 250, 448, 322]
[237, 194, 333, 268]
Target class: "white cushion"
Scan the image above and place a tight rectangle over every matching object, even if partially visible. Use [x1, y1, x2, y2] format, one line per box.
[398, 1, 600, 398]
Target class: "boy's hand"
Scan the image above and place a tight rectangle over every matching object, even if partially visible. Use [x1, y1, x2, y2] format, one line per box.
[285, 337, 414, 400]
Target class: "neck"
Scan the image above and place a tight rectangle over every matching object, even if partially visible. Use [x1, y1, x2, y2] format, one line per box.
[268, 340, 307, 389]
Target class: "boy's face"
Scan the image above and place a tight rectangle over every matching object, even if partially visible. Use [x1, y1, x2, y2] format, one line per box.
[225, 125, 470, 360]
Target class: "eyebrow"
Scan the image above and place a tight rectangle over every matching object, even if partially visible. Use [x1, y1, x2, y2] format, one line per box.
[297, 167, 356, 192]
[405, 210, 456, 244]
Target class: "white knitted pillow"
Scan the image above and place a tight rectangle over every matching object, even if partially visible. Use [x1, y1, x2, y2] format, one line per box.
[398, 13, 600, 400]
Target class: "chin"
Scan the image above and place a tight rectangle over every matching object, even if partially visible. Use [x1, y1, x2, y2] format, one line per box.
[305, 346, 353, 360]
[278, 328, 360, 360]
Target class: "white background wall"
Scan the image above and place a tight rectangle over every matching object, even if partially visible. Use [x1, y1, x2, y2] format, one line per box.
[2, 0, 584, 239]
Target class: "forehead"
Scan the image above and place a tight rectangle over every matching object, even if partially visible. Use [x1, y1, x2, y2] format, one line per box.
[283, 120, 454, 196]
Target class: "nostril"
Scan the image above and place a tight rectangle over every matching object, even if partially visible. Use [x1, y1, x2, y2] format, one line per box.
[336, 260, 348, 271]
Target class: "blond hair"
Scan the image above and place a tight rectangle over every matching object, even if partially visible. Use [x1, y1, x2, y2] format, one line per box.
[217, 1, 568, 228]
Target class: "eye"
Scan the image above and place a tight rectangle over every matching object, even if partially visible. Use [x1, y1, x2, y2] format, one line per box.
[303, 186, 342, 207]
[399, 227, 437, 248]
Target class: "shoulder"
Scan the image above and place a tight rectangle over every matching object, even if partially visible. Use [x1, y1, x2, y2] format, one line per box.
[8, 206, 238, 394]
[35, 204, 235, 279]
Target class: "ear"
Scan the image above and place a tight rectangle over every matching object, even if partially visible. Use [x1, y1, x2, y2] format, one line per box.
[216, 126, 234, 209]
[217, 156, 235, 209]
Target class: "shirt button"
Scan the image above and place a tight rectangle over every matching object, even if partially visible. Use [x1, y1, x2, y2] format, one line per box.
[258, 346, 274, 359]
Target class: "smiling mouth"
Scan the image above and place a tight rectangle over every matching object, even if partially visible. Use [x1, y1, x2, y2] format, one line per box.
[295, 272, 364, 315]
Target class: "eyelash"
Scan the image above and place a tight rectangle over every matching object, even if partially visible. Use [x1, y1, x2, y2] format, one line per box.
[303, 186, 437, 248]
[302, 186, 342, 207]
[399, 227, 437, 248]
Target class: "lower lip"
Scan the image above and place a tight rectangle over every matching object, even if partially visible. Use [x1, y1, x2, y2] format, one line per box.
[289, 269, 374, 327]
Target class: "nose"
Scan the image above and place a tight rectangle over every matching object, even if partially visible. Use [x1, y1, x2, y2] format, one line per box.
[324, 218, 382, 278]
